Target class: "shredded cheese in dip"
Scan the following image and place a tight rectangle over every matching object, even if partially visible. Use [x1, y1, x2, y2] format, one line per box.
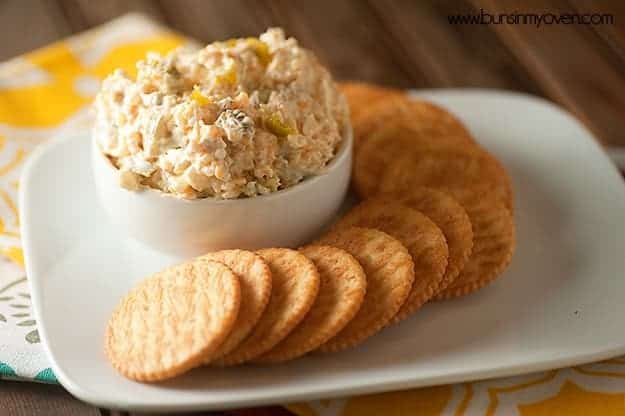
[94, 28, 349, 199]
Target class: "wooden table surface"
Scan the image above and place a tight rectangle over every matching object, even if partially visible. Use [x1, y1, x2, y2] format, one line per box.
[0, 0, 624, 414]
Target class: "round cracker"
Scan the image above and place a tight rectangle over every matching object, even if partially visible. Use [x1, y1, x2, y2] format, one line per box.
[396, 187, 474, 295]
[433, 189, 515, 300]
[339, 81, 402, 120]
[316, 227, 414, 352]
[353, 121, 478, 198]
[379, 149, 513, 210]
[333, 200, 448, 321]
[105, 260, 240, 381]
[199, 250, 272, 361]
[255, 245, 367, 363]
[213, 248, 320, 366]
[353, 95, 472, 151]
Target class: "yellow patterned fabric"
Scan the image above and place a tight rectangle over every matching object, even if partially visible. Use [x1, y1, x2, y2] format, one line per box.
[0, 14, 186, 265]
[1, 13, 624, 414]
[0, 13, 189, 382]
[288, 361, 625, 415]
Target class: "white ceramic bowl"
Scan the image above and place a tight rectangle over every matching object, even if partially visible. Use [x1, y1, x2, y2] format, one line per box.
[92, 129, 352, 256]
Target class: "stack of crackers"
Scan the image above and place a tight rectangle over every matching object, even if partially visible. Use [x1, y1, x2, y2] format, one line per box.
[105, 82, 516, 382]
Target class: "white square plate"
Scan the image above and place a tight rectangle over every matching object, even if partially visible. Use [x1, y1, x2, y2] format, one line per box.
[21, 90, 625, 412]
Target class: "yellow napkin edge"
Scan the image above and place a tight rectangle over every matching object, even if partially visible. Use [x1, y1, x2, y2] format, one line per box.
[0, 13, 194, 269]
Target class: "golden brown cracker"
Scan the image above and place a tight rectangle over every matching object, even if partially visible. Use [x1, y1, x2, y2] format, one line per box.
[105, 260, 240, 381]
[353, 96, 472, 151]
[397, 187, 474, 295]
[333, 200, 448, 321]
[317, 227, 414, 352]
[339, 81, 402, 120]
[199, 250, 272, 361]
[353, 121, 478, 198]
[433, 189, 515, 300]
[255, 245, 367, 363]
[379, 149, 513, 210]
[213, 248, 320, 366]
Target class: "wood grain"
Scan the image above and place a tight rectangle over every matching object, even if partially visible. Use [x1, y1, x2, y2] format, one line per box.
[58, 0, 166, 30]
[224, 407, 295, 416]
[0, 0, 625, 414]
[472, 0, 625, 145]
[0, 0, 70, 60]
[159, 0, 275, 43]
[368, 0, 542, 92]
[264, 0, 417, 86]
[0, 381, 102, 416]
[100, 410, 129, 416]
[570, 0, 625, 63]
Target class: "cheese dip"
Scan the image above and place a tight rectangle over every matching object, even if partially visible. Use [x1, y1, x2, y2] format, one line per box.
[94, 28, 349, 199]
